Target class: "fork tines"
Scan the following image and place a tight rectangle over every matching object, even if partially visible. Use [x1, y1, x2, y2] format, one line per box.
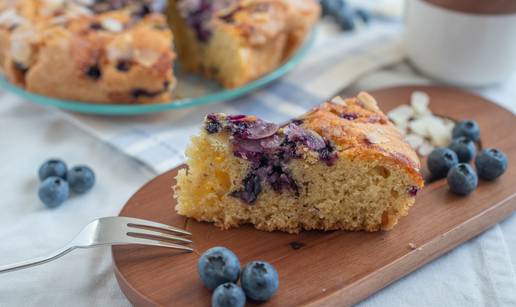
[122, 217, 193, 252]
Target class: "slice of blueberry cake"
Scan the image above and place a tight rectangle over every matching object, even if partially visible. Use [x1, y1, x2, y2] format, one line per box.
[175, 92, 424, 233]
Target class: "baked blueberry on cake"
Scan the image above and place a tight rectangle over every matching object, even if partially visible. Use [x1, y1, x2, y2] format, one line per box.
[175, 92, 424, 233]
[0, 0, 319, 104]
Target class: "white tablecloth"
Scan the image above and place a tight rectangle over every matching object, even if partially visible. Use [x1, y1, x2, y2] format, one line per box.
[1, 13, 516, 307]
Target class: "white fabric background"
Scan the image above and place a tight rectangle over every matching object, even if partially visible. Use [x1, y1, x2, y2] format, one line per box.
[1, 2, 516, 305]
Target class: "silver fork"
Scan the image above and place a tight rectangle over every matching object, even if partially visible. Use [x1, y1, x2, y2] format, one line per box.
[0, 216, 192, 273]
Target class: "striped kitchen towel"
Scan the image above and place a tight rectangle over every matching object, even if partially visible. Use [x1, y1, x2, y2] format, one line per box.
[58, 20, 406, 174]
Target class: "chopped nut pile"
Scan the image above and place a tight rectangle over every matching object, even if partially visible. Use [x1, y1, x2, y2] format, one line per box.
[388, 91, 455, 156]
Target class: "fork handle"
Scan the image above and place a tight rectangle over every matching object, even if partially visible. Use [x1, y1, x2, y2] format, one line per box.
[0, 246, 76, 273]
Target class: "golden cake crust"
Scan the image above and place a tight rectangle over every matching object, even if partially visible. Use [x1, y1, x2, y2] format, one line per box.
[301, 92, 424, 188]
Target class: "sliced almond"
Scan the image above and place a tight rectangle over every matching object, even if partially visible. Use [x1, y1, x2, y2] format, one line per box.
[405, 133, 424, 150]
[408, 117, 431, 138]
[9, 27, 37, 66]
[411, 91, 430, 116]
[133, 48, 161, 67]
[330, 96, 346, 106]
[101, 18, 124, 33]
[50, 15, 69, 25]
[366, 131, 388, 144]
[418, 142, 434, 156]
[388, 104, 413, 126]
[443, 119, 455, 134]
[0, 9, 26, 28]
[74, 0, 95, 5]
[357, 91, 379, 112]
[395, 122, 408, 136]
[428, 118, 452, 147]
[41, 0, 65, 17]
[67, 4, 93, 18]
[107, 34, 133, 61]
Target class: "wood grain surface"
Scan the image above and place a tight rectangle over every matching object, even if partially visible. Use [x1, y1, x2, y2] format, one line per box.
[112, 85, 516, 307]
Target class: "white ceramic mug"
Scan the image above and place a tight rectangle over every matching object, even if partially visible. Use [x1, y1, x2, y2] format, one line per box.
[405, 0, 516, 87]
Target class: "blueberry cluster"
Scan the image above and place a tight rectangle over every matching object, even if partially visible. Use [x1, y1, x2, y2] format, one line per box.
[198, 247, 279, 307]
[427, 120, 508, 195]
[206, 114, 337, 204]
[37, 159, 96, 208]
[320, 0, 372, 31]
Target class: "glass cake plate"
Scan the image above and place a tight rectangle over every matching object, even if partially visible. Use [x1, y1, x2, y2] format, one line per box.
[0, 31, 315, 116]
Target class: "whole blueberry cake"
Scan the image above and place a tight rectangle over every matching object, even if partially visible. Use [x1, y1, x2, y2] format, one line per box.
[175, 92, 424, 233]
[0, 0, 319, 104]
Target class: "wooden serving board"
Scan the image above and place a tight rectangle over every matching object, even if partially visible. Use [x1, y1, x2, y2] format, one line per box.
[112, 86, 516, 307]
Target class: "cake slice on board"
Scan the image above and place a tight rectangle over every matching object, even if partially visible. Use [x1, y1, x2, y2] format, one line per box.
[174, 92, 424, 233]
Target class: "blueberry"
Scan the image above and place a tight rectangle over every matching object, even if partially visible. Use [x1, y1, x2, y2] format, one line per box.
[230, 173, 262, 204]
[427, 148, 459, 179]
[86, 65, 102, 80]
[320, 0, 347, 16]
[319, 141, 338, 166]
[320, 0, 356, 31]
[67, 165, 95, 194]
[90, 22, 103, 30]
[14, 61, 28, 74]
[131, 88, 160, 99]
[355, 8, 372, 23]
[447, 163, 478, 195]
[335, 8, 356, 31]
[205, 115, 222, 134]
[198, 247, 240, 290]
[38, 176, 70, 208]
[408, 186, 420, 197]
[206, 120, 221, 134]
[116, 60, 131, 72]
[449, 137, 476, 163]
[452, 120, 480, 142]
[241, 261, 279, 301]
[38, 159, 67, 181]
[475, 148, 508, 180]
[212, 283, 246, 307]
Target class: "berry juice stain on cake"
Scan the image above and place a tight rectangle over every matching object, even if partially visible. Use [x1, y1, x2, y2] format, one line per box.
[205, 113, 337, 204]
